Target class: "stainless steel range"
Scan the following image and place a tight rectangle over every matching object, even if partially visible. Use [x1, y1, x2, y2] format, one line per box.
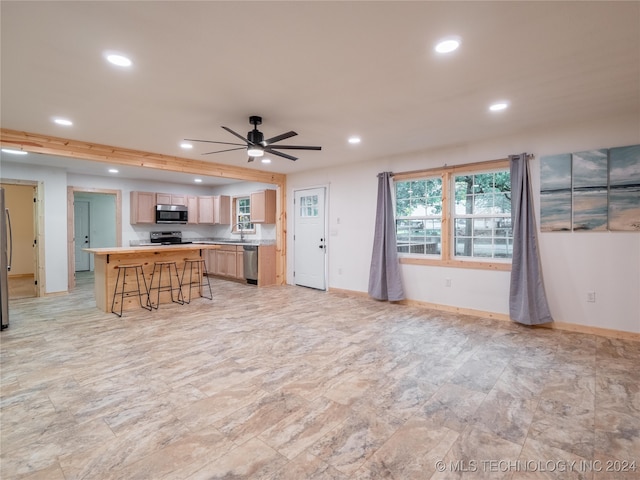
[150, 231, 192, 245]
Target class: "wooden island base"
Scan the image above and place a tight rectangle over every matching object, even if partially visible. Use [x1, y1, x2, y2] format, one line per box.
[85, 245, 221, 313]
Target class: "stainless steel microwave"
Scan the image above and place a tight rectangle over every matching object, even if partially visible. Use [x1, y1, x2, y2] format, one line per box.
[155, 204, 188, 224]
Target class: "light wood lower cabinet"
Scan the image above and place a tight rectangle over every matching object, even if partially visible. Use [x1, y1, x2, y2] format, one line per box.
[206, 245, 243, 280]
[204, 244, 275, 286]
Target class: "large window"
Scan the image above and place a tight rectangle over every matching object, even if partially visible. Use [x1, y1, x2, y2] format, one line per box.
[394, 160, 511, 270]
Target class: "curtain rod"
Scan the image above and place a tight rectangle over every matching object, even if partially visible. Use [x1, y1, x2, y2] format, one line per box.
[390, 153, 535, 178]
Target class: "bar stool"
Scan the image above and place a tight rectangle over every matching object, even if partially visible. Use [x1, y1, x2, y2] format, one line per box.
[111, 264, 152, 317]
[148, 261, 184, 309]
[181, 258, 213, 303]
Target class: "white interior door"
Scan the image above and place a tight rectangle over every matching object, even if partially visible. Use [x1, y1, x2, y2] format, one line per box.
[74, 200, 90, 271]
[294, 187, 326, 290]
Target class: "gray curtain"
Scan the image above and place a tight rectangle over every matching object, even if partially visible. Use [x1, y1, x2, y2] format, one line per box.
[368, 172, 405, 301]
[509, 154, 553, 325]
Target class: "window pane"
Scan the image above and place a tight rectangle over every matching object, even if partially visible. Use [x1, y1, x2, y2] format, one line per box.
[396, 178, 442, 218]
[473, 218, 493, 236]
[453, 169, 511, 260]
[455, 236, 473, 256]
[300, 195, 319, 217]
[396, 218, 441, 255]
[473, 194, 493, 213]
[455, 218, 471, 235]
[473, 238, 493, 257]
[495, 192, 511, 214]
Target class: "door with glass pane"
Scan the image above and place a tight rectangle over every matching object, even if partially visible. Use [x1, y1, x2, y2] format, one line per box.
[293, 187, 326, 290]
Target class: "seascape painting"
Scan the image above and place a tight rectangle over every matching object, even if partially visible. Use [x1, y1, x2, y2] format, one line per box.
[540, 153, 572, 231]
[572, 149, 608, 231]
[609, 144, 640, 231]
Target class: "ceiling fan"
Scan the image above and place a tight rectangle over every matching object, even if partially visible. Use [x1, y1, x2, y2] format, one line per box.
[185, 116, 321, 162]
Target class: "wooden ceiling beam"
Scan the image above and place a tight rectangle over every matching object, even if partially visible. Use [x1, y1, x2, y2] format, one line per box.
[0, 128, 286, 185]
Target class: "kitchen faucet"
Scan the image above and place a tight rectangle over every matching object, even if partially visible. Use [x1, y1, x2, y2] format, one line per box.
[232, 222, 246, 242]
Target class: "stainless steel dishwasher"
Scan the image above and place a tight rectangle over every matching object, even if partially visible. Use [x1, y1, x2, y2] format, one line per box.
[243, 245, 258, 285]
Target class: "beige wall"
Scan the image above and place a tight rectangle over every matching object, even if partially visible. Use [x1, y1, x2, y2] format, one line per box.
[1, 183, 35, 276]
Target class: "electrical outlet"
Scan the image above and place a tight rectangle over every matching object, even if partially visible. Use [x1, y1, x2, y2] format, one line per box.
[445, 278, 452, 287]
[338, 268, 343, 275]
[587, 291, 596, 303]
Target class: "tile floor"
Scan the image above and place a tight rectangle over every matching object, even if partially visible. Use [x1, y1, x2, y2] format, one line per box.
[1, 272, 639, 479]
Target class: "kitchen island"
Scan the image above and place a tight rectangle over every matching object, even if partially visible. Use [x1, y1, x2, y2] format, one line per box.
[84, 244, 221, 313]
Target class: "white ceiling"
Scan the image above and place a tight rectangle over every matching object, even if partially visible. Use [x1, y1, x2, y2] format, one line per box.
[1, 1, 639, 185]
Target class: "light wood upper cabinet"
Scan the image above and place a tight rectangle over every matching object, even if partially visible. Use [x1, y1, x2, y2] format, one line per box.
[250, 189, 276, 224]
[130, 191, 156, 224]
[197, 196, 215, 224]
[170, 194, 187, 206]
[156, 193, 187, 206]
[199, 195, 230, 225]
[214, 195, 231, 225]
[187, 195, 198, 224]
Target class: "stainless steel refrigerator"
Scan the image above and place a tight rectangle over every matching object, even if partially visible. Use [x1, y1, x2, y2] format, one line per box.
[1, 187, 12, 330]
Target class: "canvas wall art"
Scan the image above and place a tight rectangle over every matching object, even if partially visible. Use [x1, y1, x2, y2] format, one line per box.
[540, 153, 572, 231]
[539, 144, 639, 233]
[608, 144, 640, 231]
[572, 149, 608, 231]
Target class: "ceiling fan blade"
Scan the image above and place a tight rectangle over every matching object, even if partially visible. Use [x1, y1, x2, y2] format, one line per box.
[263, 131, 297, 145]
[184, 139, 245, 146]
[222, 126, 253, 145]
[269, 145, 322, 151]
[202, 147, 246, 155]
[266, 148, 298, 161]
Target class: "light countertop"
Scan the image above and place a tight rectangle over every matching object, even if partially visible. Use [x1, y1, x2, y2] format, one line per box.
[83, 244, 222, 255]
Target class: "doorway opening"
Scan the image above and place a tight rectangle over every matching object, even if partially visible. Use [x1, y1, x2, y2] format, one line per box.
[1, 180, 44, 299]
[67, 187, 121, 290]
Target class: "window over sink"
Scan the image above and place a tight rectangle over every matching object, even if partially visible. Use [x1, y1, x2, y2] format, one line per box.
[233, 196, 255, 234]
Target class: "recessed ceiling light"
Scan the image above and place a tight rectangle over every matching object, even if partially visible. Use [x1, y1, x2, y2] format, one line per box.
[261, 158, 271, 164]
[105, 53, 132, 67]
[108, 168, 119, 173]
[53, 118, 73, 126]
[180, 143, 193, 149]
[194, 178, 203, 183]
[348, 136, 361, 144]
[1, 148, 28, 155]
[489, 101, 510, 112]
[435, 36, 461, 54]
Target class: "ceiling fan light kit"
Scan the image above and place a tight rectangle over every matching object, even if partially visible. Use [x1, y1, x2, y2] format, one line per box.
[186, 115, 321, 162]
[247, 146, 264, 157]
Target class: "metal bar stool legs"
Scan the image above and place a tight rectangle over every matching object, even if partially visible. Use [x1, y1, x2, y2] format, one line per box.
[111, 264, 152, 317]
[181, 259, 213, 303]
[148, 261, 184, 309]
